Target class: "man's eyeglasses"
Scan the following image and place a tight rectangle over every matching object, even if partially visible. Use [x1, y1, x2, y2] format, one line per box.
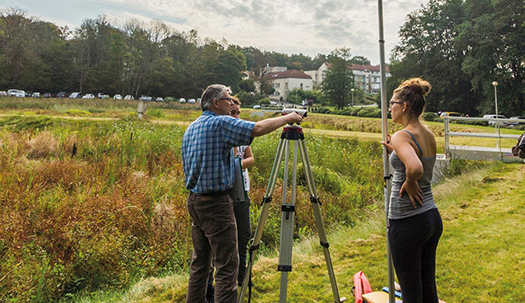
[218, 97, 233, 102]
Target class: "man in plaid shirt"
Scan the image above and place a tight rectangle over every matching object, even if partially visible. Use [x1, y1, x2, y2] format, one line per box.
[182, 84, 303, 303]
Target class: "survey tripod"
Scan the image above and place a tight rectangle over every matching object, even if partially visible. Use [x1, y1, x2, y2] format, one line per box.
[238, 123, 344, 303]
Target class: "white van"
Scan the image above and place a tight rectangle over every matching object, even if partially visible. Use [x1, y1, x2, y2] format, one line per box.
[483, 114, 507, 126]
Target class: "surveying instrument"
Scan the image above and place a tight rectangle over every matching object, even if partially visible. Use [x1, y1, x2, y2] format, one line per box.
[238, 109, 344, 303]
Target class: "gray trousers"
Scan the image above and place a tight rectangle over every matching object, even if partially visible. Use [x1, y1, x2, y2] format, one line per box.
[186, 192, 238, 303]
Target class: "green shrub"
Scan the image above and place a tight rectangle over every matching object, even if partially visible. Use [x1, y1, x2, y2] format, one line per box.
[258, 98, 271, 105]
[423, 112, 439, 121]
[455, 119, 486, 126]
[312, 107, 331, 114]
[356, 107, 381, 118]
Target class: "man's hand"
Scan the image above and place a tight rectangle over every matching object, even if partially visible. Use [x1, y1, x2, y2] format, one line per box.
[252, 112, 305, 137]
[285, 112, 304, 124]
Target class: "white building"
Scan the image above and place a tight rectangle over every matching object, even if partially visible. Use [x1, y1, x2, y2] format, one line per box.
[305, 62, 391, 94]
[258, 69, 313, 101]
[304, 63, 329, 88]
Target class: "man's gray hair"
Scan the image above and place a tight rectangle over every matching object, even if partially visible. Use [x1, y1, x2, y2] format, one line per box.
[201, 84, 231, 111]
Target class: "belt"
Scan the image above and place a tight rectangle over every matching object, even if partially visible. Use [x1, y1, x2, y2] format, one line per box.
[195, 190, 230, 197]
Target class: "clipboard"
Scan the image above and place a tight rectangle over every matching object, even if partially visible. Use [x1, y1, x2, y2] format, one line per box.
[230, 157, 247, 203]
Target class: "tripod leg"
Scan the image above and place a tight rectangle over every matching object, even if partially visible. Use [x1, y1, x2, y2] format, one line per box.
[238, 137, 286, 302]
[278, 139, 298, 303]
[298, 138, 342, 303]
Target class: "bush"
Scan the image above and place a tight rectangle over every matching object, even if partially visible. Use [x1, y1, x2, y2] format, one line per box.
[356, 107, 381, 118]
[455, 119, 486, 126]
[311, 107, 331, 114]
[258, 98, 271, 105]
[423, 112, 439, 121]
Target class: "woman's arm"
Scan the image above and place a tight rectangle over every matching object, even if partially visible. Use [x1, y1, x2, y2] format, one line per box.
[391, 131, 424, 208]
[241, 146, 254, 169]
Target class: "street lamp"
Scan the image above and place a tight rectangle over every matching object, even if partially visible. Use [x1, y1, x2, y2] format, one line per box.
[492, 81, 501, 156]
[351, 88, 355, 107]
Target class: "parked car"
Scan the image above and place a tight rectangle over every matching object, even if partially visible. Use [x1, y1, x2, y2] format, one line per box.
[253, 105, 261, 109]
[124, 95, 134, 100]
[139, 95, 152, 101]
[7, 89, 18, 97]
[188, 98, 196, 104]
[57, 92, 68, 98]
[15, 90, 26, 97]
[32, 92, 41, 98]
[483, 114, 507, 126]
[440, 111, 462, 118]
[113, 94, 122, 100]
[507, 116, 525, 126]
[155, 97, 164, 102]
[0, 91, 7, 97]
[82, 93, 95, 99]
[43, 93, 52, 98]
[69, 92, 82, 98]
[179, 98, 186, 103]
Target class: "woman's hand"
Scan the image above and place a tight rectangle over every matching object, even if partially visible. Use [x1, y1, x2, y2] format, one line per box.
[381, 134, 393, 154]
[400, 179, 423, 209]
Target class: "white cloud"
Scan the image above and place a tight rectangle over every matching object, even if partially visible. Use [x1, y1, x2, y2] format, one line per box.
[3, 0, 428, 64]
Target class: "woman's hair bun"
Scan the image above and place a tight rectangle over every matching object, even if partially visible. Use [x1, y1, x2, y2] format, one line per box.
[404, 78, 431, 96]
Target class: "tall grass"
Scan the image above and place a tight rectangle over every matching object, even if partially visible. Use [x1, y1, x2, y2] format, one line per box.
[0, 113, 390, 301]
[0, 116, 189, 301]
[1, 104, 516, 302]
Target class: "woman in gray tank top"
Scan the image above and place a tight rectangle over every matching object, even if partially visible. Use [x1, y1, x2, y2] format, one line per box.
[381, 78, 443, 303]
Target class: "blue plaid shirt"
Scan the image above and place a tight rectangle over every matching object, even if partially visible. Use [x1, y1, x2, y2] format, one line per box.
[182, 111, 255, 194]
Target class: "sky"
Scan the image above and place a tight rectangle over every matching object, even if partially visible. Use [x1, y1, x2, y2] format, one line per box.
[1, 0, 429, 65]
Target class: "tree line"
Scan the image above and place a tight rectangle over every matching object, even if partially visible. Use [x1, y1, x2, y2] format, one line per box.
[0, 8, 336, 101]
[3, 1, 523, 116]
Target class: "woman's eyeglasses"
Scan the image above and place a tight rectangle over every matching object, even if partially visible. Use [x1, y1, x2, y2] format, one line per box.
[389, 101, 404, 106]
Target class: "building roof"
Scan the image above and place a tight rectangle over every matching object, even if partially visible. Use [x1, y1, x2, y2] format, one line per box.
[352, 63, 390, 73]
[261, 70, 312, 80]
[324, 62, 390, 73]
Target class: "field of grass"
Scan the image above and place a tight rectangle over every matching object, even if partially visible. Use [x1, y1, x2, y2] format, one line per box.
[1, 97, 523, 302]
[72, 161, 525, 303]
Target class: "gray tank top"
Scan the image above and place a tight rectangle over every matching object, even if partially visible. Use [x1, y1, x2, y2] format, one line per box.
[389, 131, 437, 220]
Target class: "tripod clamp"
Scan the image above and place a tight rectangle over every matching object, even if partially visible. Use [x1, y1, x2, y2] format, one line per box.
[281, 124, 304, 140]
